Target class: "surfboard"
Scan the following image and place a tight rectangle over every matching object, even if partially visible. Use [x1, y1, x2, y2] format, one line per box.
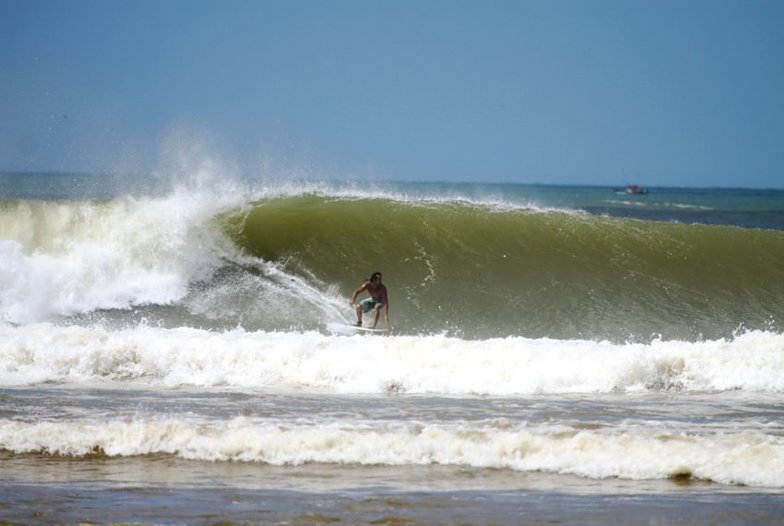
[342, 324, 387, 333]
[327, 322, 388, 334]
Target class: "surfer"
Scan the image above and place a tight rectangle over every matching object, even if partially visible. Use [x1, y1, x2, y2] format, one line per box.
[350, 271, 389, 329]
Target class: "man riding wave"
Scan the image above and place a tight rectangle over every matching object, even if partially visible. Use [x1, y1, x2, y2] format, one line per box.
[350, 271, 389, 329]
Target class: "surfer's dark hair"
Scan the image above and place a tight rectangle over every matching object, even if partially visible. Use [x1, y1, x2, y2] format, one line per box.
[370, 271, 382, 281]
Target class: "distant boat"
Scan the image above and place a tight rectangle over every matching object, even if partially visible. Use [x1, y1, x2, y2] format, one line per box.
[624, 184, 648, 195]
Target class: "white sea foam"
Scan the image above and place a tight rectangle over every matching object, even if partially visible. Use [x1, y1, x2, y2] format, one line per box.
[1, 323, 782, 394]
[1, 415, 782, 487]
[0, 187, 244, 324]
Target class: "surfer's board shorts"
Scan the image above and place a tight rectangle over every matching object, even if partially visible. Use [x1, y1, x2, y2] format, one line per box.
[359, 298, 385, 313]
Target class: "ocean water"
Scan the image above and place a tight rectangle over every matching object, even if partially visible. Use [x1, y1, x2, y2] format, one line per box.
[1, 171, 784, 524]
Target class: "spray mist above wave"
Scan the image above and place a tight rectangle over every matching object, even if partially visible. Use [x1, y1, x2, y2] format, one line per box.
[0, 137, 344, 327]
[0, 145, 281, 326]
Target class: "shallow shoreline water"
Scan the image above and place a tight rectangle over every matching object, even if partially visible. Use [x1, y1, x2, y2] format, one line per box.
[3, 455, 784, 525]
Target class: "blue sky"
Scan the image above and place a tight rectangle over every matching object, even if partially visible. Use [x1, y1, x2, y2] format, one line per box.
[1, 0, 783, 187]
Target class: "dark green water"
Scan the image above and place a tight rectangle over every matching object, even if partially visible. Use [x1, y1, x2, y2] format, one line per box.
[227, 194, 784, 340]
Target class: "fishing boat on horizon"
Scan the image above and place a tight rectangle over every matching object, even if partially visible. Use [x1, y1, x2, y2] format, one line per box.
[618, 184, 649, 195]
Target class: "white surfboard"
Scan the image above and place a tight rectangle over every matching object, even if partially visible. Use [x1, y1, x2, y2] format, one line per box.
[327, 322, 388, 334]
[347, 325, 387, 333]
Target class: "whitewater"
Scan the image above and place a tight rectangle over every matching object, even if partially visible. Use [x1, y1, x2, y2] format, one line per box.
[3, 324, 784, 394]
[2, 172, 784, 524]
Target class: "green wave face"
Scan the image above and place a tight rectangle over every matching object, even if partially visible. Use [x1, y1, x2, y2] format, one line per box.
[225, 195, 784, 340]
